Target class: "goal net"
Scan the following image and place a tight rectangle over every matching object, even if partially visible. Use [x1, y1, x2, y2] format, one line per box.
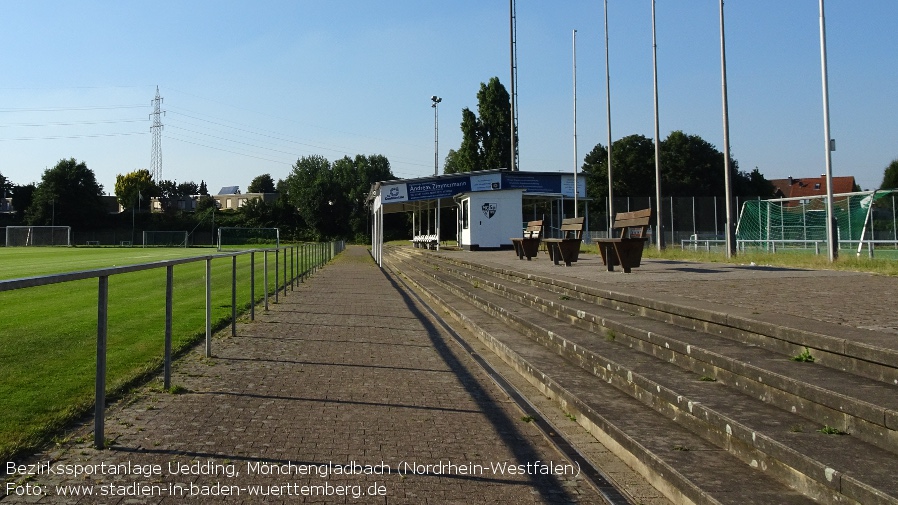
[5, 226, 72, 246]
[217, 227, 280, 251]
[143, 230, 189, 248]
[735, 190, 896, 252]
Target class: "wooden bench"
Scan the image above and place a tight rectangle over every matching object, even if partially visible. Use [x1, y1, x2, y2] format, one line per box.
[510, 220, 544, 260]
[543, 217, 584, 267]
[596, 208, 652, 273]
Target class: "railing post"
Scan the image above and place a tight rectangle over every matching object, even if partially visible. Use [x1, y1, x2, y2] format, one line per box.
[275, 247, 279, 304]
[264, 250, 269, 312]
[283, 247, 288, 294]
[250, 251, 255, 321]
[164, 266, 173, 390]
[300, 243, 305, 282]
[290, 245, 295, 290]
[95, 275, 108, 449]
[231, 255, 237, 337]
[205, 258, 212, 358]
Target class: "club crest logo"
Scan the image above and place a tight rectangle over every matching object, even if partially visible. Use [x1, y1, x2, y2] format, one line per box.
[481, 203, 497, 219]
[388, 187, 399, 198]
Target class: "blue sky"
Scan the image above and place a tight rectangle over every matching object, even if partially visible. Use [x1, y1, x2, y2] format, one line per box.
[0, 1, 895, 196]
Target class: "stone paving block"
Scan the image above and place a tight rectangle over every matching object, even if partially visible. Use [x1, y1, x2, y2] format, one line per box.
[3, 247, 602, 504]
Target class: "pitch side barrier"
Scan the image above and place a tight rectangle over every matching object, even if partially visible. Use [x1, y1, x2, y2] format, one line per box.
[0, 241, 346, 451]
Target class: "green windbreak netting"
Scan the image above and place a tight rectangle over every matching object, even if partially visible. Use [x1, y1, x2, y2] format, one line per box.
[735, 192, 893, 244]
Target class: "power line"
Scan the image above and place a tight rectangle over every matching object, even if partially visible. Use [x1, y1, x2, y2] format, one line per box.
[0, 104, 148, 113]
[0, 118, 148, 128]
[0, 131, 148, 142]
[166, 135, 291, 165]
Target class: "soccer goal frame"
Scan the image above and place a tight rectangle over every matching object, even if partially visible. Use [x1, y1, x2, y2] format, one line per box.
[5, 226, 72, 247]
[734, 189, 898, 253]
[217, 227, 280, 251]
[142, 230, 189, 248]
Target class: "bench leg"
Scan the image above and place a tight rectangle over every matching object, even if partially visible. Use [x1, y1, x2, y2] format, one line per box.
[601, 243, 615, 272]
[548, 244, 560, 265]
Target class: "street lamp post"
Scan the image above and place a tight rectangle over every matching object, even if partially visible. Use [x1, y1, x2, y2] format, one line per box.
[431, 95, 442, 250]
[431, 96, 441, 176]
[573, 29, 579, 219]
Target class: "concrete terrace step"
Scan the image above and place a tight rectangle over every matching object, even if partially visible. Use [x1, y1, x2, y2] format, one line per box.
[385, 252, 817, 505]
[411, 252, 898, 456]
[430, 250, 898, 387]
[387, 246, 898, 505]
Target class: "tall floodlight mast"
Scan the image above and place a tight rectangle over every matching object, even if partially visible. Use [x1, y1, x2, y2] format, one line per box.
[652, 0, 663, 250]
[604, 0, 614, 231]
[572, 29, 579, 218]
[819, 0, 837, 261]
[719, 1, 736, 258]
[150, 86, 165, 182]
[509, 0, 519, 171]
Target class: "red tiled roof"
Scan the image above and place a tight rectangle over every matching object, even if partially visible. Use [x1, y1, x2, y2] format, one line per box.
[769, 176, 856, 199]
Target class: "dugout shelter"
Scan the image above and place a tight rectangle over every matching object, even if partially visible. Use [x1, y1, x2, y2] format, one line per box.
[369, 170, 587, 267]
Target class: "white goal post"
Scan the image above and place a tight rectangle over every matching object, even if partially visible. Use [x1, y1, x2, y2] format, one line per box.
[5, 226, 72, 246]
[142, 230, 189, 248]
[217, 227, 280, 251]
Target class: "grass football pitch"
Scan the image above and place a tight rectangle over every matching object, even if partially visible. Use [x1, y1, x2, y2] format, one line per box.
[0, 245, 326, 461]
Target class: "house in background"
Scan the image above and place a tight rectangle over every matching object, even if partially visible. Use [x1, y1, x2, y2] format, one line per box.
[769, 175, 859, 206]
[149, 186, 279, 213]
[213, 186, 278, 211]
[151, 195, 198, 213]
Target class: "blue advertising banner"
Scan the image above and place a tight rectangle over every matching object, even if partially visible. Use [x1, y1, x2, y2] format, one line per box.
[381, 171, 586, 205]
[502, 173, 562, 194]
[407, 178, 470, 201]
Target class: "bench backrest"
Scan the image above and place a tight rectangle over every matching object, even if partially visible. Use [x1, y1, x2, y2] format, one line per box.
[612, 208, 652, 239]
[558, 217, 585, 240]
[522, 220, 544, 239]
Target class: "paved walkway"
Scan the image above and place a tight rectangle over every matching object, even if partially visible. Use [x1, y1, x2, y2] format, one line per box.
[4, 246, 600, 504]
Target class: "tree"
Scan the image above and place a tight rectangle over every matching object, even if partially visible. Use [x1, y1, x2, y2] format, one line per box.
[0, 170, 11, 198]
[238, 197, 274, 228]
[660, 131, 732, 197]
[26, 158, 106, 228]
[446, 77, 515, 173]
[881, 159, 898, 190]
[477, 77, 513, 171]
[734, 167, 774, 198]
[283, 155, 338, 239]
[247, 173, 276, 193]
[333, 154, 394, 240]
[581, 136, 654, 201]
[195, 195, 217, 213]
[157, 179, 177, 199]
[582, 130, 767, 200]
[581, 142, 609, 204]
[283, 154, 394, 240]
[178, 181, 200, 196]
[199, 180, 209, 195]
[114, 169, 157, 211]
[12, 184, 35, 222]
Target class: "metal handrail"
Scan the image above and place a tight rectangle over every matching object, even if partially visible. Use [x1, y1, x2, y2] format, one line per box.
[1, 240, 346, 450]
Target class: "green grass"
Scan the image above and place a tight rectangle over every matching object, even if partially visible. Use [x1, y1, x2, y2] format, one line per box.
[0, 244, 331, 461]
[579, 243, 898, 276]
[0, 247, 213, 280]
